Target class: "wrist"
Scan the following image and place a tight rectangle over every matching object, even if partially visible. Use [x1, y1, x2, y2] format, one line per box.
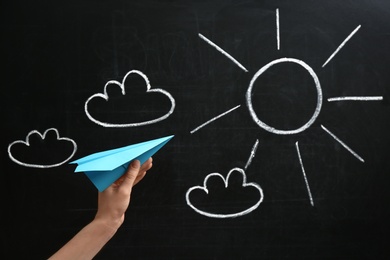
[93, 214, 124, 231]
[91, 218, 121, 237]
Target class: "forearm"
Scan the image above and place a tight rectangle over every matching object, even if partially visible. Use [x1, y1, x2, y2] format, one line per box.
[49, 219, 118, 260]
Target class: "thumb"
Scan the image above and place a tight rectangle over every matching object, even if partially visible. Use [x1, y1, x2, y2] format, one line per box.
[121, 160, 141, 189]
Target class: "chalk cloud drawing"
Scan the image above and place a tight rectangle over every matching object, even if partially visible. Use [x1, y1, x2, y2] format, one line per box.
[186, 167, 263, 218]
[189, 8, 384, 209]
[85, 69, 175, 127]
[8, 128, 77, 168]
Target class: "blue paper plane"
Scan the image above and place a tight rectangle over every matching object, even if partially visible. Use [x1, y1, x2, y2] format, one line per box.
[70, 135, 174, 191]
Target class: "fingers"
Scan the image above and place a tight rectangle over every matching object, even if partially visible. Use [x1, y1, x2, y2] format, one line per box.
[132, 171, 147, 186]
[140, 157, 153, 172]
[120, 158, 153, 190]
[133, 157, 153, 186]
[122, 159, 141, 188]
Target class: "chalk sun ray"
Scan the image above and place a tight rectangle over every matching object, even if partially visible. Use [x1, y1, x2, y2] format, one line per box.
[295, 141, 315, 207]
[322, 25, 361, 68]
[190, 105, 241, 134]
[198, 33, 249, 72]
[327, 96, 383, 102]
[245, 139, 260, 170]
[276, 8, 280, 50]
[321, 125, 364, 162]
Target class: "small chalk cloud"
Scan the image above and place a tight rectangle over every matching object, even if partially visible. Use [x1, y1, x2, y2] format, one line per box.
[186, 168, 264, 218]
[85, 70, 175, 127]
[8, 128, 77, 168]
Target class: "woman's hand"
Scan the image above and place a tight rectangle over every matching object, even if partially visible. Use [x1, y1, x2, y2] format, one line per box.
[94, 157, 153, 230]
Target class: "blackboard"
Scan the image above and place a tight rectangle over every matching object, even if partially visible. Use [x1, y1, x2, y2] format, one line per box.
[3, 0, 390, 258]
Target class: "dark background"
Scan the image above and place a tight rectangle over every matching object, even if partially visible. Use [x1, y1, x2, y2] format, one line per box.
[2, 0, 390, 258]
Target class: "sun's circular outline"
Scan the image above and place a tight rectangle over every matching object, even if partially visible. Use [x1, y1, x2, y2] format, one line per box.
[246, 57, 323, 135]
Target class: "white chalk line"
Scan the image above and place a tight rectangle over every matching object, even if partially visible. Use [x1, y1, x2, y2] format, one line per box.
[185, 167, 263, 218]
[85, 69, 175, 127]
[295, 141, 314, 207]
[8, 128, 77, 168]
[276, 8, 280, 50]
[322, 25, 361, 68]
[327, 96, 383, 102]
[245, 139, 259, 170]
[321, 125, 364, 162]
[198, 33, 248, 72]
[190, 105, 241, 134]
[246, 57, 322, 135]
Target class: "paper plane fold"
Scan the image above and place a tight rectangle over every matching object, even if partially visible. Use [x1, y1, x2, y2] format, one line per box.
[71, 135, 174, 191]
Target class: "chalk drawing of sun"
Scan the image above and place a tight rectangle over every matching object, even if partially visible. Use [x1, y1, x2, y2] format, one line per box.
[186, 8, 383, 215]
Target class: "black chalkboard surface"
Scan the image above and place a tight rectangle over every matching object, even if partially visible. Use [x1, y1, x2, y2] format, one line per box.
[3, 0, 390, 258]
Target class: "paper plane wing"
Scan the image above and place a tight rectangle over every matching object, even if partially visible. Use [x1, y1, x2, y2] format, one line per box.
[70, 135, 174, 191]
